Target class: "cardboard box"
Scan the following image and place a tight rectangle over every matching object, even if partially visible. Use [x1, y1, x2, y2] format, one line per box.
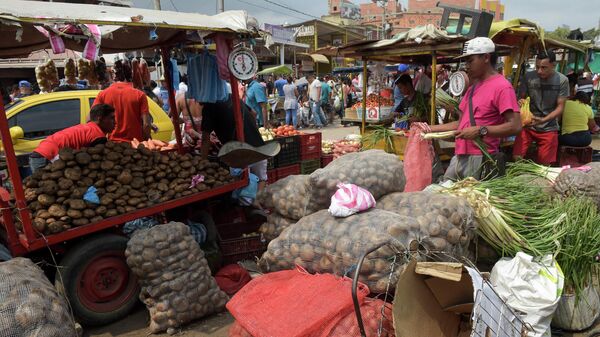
[393, 260, 526, 337]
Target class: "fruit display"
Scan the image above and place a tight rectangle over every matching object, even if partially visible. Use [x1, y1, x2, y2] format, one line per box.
[126, 222, 228, 334]
[321, 140, 334, 154]
[331, 140, 361, 159]
[22, 141, 237, 236]
[272, 125, 302, 137]
[258, 127, 275, 141]
[131, 138, 176, 152]
[351, 93, 394, 110]
[35, 59, 59, 93]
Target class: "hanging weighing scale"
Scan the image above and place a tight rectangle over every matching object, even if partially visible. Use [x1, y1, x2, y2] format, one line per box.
[448, 71, 470, 97]
[228, 46, 258, 81]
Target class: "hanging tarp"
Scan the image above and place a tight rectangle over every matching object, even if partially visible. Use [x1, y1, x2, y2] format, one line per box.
[0, 0, 259, 57]
[257, 64, 292, 75]
[298, 53, 330, 64]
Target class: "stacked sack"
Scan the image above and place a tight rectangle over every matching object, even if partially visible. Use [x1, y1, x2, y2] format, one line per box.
[376, 191, 477, 260]
[258, 150, 406, 242]
[0, 258, 76, 337]
[125, 222, 228, 334]
[259, 209, 422, 293]
[554, 162, 600, 210]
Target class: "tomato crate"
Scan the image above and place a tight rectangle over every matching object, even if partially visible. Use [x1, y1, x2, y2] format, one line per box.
[299, 132, 322, 160]
[321, 154, 334, 167]
[267, 169, 277, 185]
[300, 159, 321, 175]
[274, 135, 300, 168]
[267, 156, 276, 170]
[216, 217, 268, 265]
[276, 164, 300, 180]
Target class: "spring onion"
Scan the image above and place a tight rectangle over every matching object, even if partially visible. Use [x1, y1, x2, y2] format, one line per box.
[361, 126, 397, 153]
[421, 131, 456, 140]
[507, 160, 566, 183]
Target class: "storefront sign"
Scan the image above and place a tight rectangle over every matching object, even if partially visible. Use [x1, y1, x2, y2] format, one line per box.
[296, 25, 315, 37]
[264, 24, 295, 44]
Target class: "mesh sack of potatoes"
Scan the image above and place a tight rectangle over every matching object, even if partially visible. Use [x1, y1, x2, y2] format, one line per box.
[259, 212, 296, 241]
[376, 192, 477, 260]
[258, 209, 425, 293]
[125, 222, 229, 334]
[308, 150, 406, 209]
[256, 175, 321, 220]
[554, 162, 600, 209]
[0, 257, 77, 337]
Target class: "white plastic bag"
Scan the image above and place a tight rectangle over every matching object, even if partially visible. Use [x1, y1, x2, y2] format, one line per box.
[328, 183, 376, 217]
[490, 252, 564, 337]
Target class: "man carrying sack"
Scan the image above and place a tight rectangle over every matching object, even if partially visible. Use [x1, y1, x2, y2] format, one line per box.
[415, 37, 521, 181]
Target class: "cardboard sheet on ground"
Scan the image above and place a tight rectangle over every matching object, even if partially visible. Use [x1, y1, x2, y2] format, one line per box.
[218, 141, 280, 168]
[393, 260, 525, 337]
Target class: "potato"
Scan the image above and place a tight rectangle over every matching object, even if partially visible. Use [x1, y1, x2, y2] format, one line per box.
[117, 171, 133, 185]
[75, 151, 91, 165]
[125, 206, 136, 213]
[67, 209, 82, 219]
[49, 159, 66, 172]
[33, 218, 46, 232]
[131, 177, 145, 189]
[72, 218, 89, 226]
[69, 199, 86, 210]
[106, 209, 118, 217]
[100, 160, 115, 171]
[100, 195, 113, 206]
[106, 185, 119, 193]
[106, 152, 121, 161]
[88, 161, 101, 170]
[95, 206, 107, 215]
[38, 194, 55, 207]
[87, 143, 104, 155]
[82, 209, 96, 218]
[64, 167, 82, 181]
[38, 181, 58, 195]
[48, 204, 67, 218]
[58, 148, 75, 162]
[71, 187, 86, 199]
[90, 215, 104, 223]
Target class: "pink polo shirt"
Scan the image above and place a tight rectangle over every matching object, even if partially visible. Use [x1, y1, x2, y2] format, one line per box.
[455, 74, 520, 155]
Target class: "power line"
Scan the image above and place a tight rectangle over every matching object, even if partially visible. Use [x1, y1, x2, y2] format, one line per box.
[233, 0, 308, 21]
[168, 0, 178, 11]
[261, 0, 320, 20]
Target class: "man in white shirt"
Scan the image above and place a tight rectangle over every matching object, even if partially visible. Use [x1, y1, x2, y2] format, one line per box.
[308, 74, 327, 128]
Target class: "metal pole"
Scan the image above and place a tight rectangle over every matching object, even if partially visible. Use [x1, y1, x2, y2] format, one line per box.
[361, 60, 368, 135]
[430, 51, 437, 125]
[153, 0, 161, 10]
[217, 0, 224, 13]
[280, 45, 285, 66]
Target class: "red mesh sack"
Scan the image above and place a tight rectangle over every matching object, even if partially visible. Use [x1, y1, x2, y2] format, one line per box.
[403, 128, 434, 192]
[226, 268, 370, 337]
[215, 264, 252, 296]
[229, 321, 254, 337]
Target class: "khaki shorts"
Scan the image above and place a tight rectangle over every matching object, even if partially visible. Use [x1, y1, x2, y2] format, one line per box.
[444, 154, 505, 181]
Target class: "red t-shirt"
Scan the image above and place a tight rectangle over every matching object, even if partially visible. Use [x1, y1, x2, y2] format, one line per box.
[34, 122, 106, 160]
[93, 82, 149, 142]
[455, 74, 520, 155]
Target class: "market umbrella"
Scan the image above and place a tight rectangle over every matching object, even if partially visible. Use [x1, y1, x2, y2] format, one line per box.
[257, 64, 293, 76]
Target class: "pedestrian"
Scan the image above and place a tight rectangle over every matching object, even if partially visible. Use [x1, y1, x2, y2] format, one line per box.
[393, 64, 410, 112]
[274, 75, 287, 97]
[321, 76, 333, 123]
[15, 81, 33, 98]
[416, 37, 521, 181]
[283, 76, 299, 127]
[9, 84, 19, 102]
[308, 74, 327, 129]
[559, 91, 597, 147]
[157, 77, 171, 113]
[266, 75, 275, 97]
[29, 104, 116, 173]
[92, 59, 152, 142]
[513, 50, 569, 165]
[576, 72, 594, 97]
[245, 76, 269, 127]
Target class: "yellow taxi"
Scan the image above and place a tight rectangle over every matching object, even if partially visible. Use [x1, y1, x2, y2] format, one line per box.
[5, 90, 174, 155]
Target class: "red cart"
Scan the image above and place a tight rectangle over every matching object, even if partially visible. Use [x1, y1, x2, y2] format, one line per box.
[0, 1, 257, 326]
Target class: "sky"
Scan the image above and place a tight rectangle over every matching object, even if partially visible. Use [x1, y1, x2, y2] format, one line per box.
[131, 0, 599, 32]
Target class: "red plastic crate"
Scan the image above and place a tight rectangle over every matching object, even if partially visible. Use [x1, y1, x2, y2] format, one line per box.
[216, 218, 268, 265]
[300, 132, 322, 160]
[558, 146, 593, 167]
[267, 169, 277, 184]
[276, 164, 300, 180]
[321, 154, 334, 167]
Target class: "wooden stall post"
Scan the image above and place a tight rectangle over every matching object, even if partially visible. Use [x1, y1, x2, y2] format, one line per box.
[361, 60, 368, 134]
[430, 51, 437, 125]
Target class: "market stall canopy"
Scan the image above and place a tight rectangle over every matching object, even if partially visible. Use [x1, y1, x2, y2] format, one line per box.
[257, 64, 292, 76]
[0, 0, 259, 58]
[299, 53, 330, 64]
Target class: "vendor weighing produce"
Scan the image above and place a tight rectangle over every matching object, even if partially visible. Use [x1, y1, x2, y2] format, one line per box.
[29, 104, 116, 173]
[417, 37, 521, 180]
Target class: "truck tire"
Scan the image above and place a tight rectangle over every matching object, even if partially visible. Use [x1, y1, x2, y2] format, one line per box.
[55, 234, 140, 326]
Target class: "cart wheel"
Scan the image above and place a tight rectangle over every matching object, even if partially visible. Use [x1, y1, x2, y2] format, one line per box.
[55, 234, 140, 326]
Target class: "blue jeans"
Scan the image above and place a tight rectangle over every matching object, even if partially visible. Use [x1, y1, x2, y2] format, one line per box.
[29, 154, 49, 173]
[285, 109, 297, 126]
[311, 101, 327, 127]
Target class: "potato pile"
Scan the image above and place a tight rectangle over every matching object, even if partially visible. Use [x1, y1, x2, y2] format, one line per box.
[23, 141, 236, 236]
[257, 175, 319, 220]
[554, 162, 600, 209]
[0, 258, 76, 337]
[259, 212, 296, 241]
[376, 192, 477, 259]
[259, 209, 425, 293]
[35, 59, 59, 93]
[309, 150, 405, 209]
[64, 58, 77, 85]
[125, 222, 229, 334]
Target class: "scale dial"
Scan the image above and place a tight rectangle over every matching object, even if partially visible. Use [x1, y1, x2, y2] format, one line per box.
[228, 47, 258, 81]
[449, 71, 470, 97]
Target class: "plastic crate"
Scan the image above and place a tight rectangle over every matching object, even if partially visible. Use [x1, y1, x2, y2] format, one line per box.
[267, 156, 276, 170]
[267, 169, 277, 185]
[321, 154, 334, 167]
[276, 164, 300, 180]
[216, 219, 267, 265]
[274, 135, 300, 167]
[299, 132, 322, 160]
[300, 159, 321, 175]
[558, 146, 593, 167]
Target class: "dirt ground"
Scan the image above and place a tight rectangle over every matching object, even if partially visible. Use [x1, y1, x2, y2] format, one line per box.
[86, 125, 600, 337]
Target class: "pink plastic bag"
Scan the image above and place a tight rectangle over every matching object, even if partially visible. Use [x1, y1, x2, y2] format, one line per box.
[404, 127, 434, 192]
[328, 183, 376, 217]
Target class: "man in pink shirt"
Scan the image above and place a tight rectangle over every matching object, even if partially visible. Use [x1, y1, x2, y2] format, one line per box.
[417, 37, 521, 180]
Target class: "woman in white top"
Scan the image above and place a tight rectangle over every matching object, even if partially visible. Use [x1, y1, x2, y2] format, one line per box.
[283, 77, 299, 127]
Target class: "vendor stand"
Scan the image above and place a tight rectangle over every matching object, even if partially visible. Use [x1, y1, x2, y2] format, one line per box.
[0, 0, 261, 325]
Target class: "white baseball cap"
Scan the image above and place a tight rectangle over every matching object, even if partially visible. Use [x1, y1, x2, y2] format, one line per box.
[456, 37, 496, 59]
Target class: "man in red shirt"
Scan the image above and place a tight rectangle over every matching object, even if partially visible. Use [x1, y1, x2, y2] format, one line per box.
[93, 59, 151, 142]
[29, 104, 116, 173]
